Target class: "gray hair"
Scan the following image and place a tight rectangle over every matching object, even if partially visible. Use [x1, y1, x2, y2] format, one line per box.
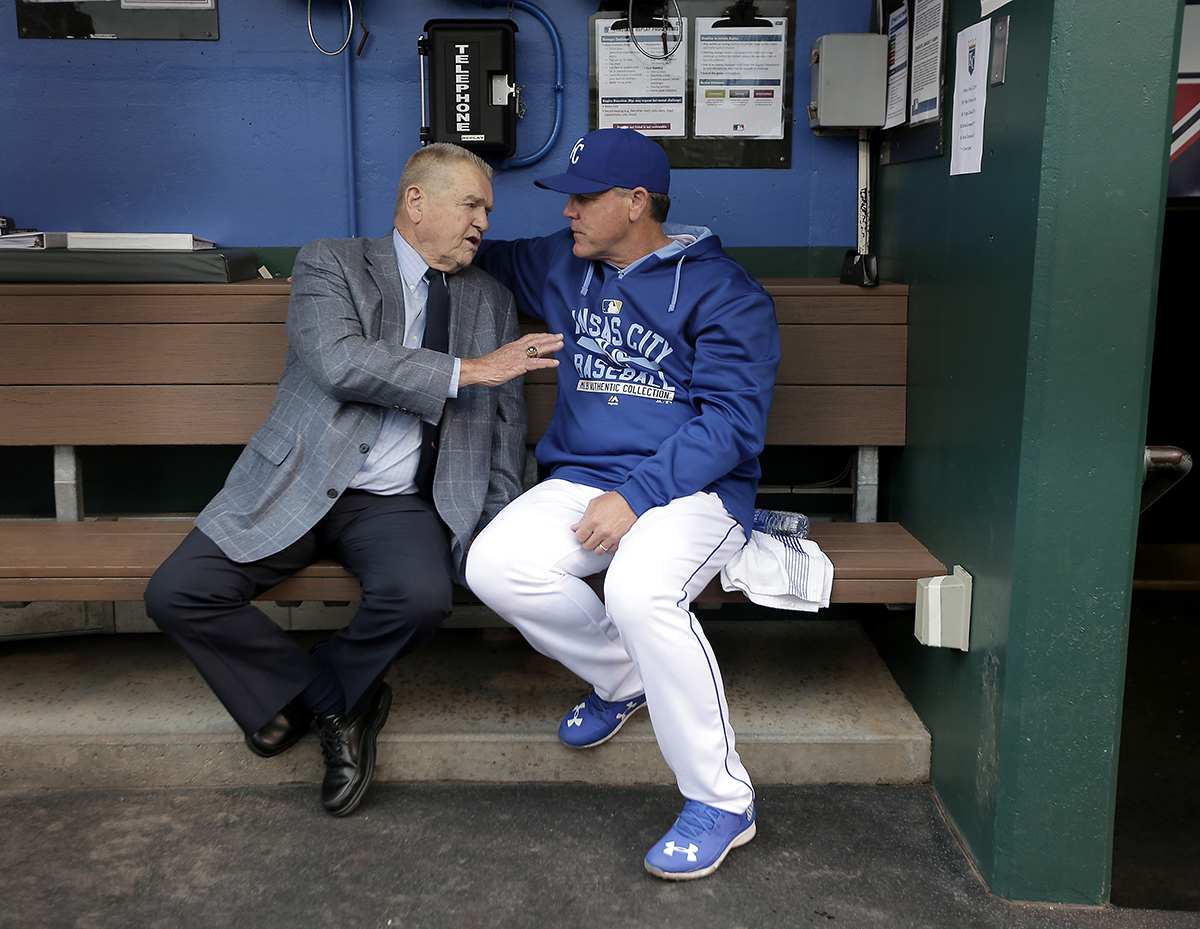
[611, 186, 671, 223]
[396, 143, 494, 216]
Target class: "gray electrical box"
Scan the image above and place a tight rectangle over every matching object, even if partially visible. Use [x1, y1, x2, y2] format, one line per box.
[808, 33, 888, 134]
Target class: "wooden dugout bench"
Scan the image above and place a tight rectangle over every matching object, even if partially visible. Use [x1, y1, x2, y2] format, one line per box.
[0, 279, 944, 612]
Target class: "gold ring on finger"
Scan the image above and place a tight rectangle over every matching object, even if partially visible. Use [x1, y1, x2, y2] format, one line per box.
[526, 345, 539, 357]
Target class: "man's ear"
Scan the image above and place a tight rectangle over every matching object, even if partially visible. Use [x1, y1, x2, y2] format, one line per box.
[627, 187, 652, 223]
[402, 184, 424, 225]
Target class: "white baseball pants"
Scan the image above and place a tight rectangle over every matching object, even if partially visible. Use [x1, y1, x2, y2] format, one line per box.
[466, 478, 754, 812]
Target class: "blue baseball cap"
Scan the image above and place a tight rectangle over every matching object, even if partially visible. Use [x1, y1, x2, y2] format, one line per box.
[535, 129, 671, 195]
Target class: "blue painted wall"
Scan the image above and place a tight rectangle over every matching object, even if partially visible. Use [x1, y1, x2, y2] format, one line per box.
[1, 0, 866, 249]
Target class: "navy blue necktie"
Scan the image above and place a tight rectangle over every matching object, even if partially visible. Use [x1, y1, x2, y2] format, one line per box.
[414, 270, 449, 500]
[423, 269, 450, 353]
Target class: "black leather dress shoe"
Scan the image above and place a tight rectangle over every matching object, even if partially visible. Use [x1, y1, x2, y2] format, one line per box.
[245, 701, 315, 758]
[316, 682, 392, 817]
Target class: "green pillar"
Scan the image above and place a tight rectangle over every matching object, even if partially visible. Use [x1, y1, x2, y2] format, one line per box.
[871, 0, 1183, 903]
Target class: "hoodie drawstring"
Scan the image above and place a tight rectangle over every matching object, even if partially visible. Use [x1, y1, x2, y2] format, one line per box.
[667, 254, 685, 313]
[577, 251, 686, 311]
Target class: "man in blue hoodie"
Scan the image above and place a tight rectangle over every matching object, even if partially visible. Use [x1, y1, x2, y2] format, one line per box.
[467, 128, 780, 880]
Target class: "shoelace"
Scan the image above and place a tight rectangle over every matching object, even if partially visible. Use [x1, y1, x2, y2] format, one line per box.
[671, 800, 722, 840]
[583, 691, 612, 716]
[317, 717, 348, 764]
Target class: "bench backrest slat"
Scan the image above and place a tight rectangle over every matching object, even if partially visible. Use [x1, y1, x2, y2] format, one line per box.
[0, 385, 277, 445]
[5, 324, 288, 385]
[0, 278, 907, 448]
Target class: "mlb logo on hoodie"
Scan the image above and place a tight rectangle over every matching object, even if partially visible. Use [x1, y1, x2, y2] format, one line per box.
[602, 299, 622, 315]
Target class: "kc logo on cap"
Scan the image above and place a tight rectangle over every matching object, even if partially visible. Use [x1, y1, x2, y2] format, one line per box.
[536, 128, 671, 196]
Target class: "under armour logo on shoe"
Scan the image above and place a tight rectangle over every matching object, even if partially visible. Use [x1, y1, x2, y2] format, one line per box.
[566, 717, 583, 727]
[662, 841, 698, 862]
[616, 700, 643, 723]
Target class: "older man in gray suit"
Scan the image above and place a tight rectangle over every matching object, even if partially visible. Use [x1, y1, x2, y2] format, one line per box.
[146, 143, 563, 817]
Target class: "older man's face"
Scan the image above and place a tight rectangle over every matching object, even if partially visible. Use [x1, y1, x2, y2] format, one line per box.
[406, 163, 493, 273]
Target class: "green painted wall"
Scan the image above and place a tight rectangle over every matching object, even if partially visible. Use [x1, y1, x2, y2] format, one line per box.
[871, 0, 1183, 903]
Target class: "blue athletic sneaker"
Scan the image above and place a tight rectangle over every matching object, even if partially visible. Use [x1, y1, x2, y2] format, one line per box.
[644, 799, 757, 880]
[558, 690, 648, 749]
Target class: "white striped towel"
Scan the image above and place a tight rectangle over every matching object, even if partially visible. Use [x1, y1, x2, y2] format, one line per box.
[719, 530, 834, 611]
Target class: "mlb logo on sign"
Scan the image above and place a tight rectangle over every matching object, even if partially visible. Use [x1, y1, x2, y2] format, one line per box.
[602, 299, 623, 315]
[733, 124, 744, 131]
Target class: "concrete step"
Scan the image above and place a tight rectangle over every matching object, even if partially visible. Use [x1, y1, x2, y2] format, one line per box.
[0, 620, 930, 790]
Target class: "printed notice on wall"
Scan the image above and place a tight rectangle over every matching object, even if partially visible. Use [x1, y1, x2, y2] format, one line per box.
[950, 20, 990, 175]
[595, 19, 688, 137]
[884, 5, 910, 130]
[693, 17, 787, 139]
[909, 0, 944, 126]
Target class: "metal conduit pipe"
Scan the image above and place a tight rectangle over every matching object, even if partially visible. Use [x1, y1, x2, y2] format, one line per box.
[342, 0, 360, 236]
[470, 0, 565, 168]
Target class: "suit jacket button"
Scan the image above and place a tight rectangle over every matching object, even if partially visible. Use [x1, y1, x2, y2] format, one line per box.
[359, 444, 370, 453]
[327, 489, 338, 498]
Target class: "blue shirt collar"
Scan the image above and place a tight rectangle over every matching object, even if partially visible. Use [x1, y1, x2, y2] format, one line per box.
[392, 227, 436, 292]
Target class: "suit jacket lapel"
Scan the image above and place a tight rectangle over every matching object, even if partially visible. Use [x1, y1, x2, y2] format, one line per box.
[366, 234, 405, 343]
[447, 272, 473, 358]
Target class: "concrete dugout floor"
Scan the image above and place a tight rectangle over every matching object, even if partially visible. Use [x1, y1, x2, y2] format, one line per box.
[2, 781, 1195, 929]
[1, 591, 1196, 927]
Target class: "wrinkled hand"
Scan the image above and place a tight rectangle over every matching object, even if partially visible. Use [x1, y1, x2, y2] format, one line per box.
[459, 332, 564, 387]
[572, 491, 637, 556]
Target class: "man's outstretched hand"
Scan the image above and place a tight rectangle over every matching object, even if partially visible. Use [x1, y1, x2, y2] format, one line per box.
[459, 332, 564, 387]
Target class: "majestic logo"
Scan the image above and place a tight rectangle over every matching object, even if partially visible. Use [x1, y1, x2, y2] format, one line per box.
[662, 841, 699, 862]
[570, 138, 585, 164]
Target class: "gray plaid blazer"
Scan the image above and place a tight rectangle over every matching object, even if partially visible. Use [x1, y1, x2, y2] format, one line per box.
[195, 234, 526, 582]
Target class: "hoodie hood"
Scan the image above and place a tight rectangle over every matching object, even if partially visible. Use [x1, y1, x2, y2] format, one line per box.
[578, 223, 724, 312]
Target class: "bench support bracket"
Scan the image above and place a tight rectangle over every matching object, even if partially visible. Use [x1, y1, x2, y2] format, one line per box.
[54, 445, 83, 522]
[854, 445, 879, 522]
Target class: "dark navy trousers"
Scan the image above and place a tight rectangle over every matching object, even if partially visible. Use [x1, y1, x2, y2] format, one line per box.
[145, 490, 453, 734]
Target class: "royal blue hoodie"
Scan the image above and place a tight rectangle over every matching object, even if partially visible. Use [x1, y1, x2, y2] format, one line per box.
[475, 224, 780, 534]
